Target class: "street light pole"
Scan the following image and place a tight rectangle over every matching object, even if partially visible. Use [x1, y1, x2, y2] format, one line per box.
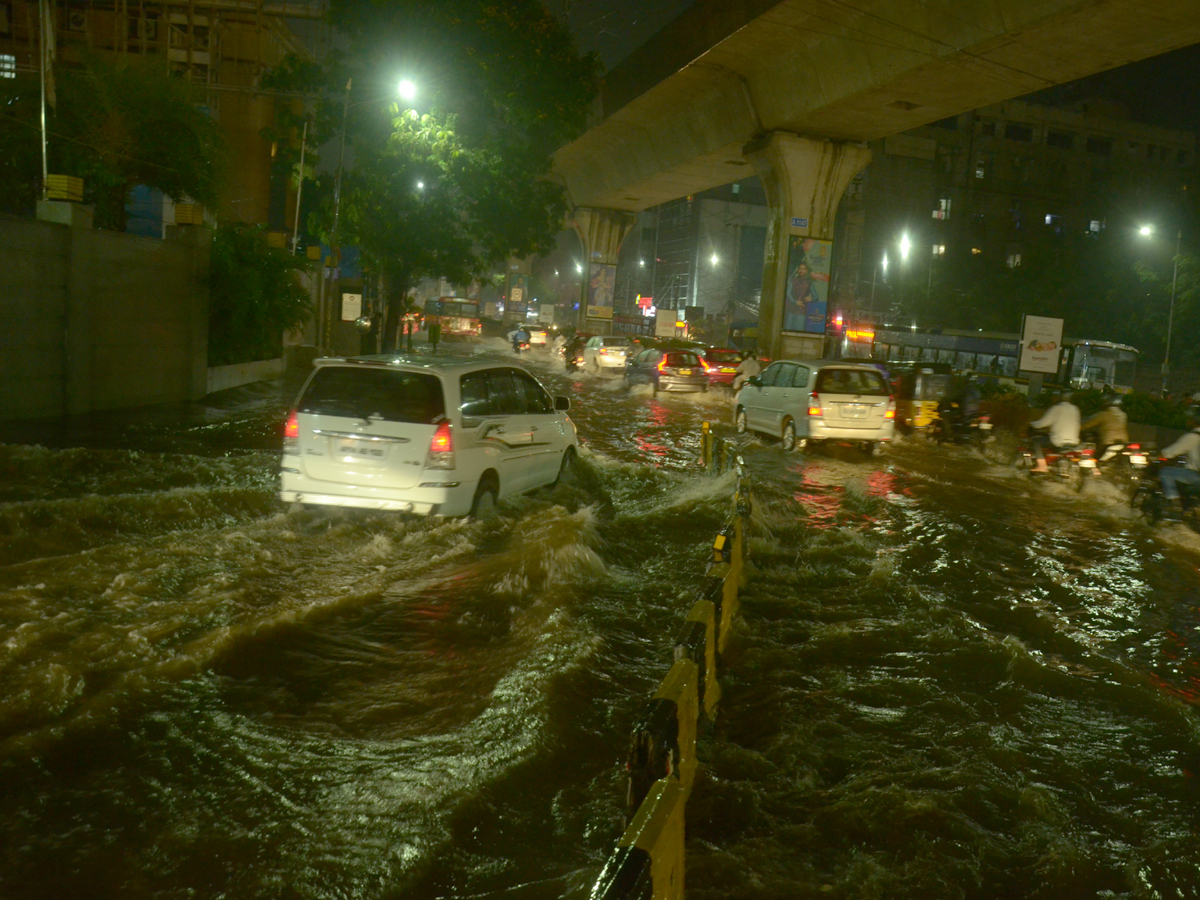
[1163, 227, 1181, 393]
[321, 77, 352, 355]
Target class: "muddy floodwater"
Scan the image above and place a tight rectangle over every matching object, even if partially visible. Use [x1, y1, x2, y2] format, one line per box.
[2, 342, 1199, 899]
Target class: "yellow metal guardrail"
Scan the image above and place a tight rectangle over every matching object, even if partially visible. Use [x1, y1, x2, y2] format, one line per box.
[591, 428, 749, 900]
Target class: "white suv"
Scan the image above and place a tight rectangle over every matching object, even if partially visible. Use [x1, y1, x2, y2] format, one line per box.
[734, 359, 895, 453]
[280, 357, 578, 516]
[582, 335, 632, 372]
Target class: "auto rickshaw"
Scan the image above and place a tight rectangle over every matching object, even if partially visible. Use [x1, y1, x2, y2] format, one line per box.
[890, 362, 956, 431]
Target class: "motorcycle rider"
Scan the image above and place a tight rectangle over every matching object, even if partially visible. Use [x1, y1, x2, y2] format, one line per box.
[512, 325, 530, 354]
[1081, 393, 1129, 462]
[1158, 408, 1200, 518]
[1028, 389, 1081, 474]
[939, 375, 982, 442]
[732, 350, 763, 393]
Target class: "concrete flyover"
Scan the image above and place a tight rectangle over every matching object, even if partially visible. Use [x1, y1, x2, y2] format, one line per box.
[553, 0, 1200, 359]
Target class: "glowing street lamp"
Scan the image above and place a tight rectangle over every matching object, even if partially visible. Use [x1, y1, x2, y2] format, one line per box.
[398, 79, 417, 102]
[1139, 224, 1182, 391]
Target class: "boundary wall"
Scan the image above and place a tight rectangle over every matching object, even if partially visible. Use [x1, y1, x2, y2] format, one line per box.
[590, 433, 749, 900]
[0, 214, 210, 422]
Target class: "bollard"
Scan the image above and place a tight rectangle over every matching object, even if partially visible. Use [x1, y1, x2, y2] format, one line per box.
[592, 777, 686, 900]
[625, 660, 698, 821]
[700, 421, 711, 468]
[674, 600, 720, 722]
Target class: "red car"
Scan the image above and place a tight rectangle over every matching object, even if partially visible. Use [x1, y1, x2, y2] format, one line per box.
[697, 347, 745, 388]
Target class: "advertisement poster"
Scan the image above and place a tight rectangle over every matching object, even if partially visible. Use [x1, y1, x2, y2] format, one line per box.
[508, 273, 529, 315]
[783, 236, 832, 334]
[340, 292, 362, 321]
[1018, 315, 1064, 374]
[588, 263, 615, 316]
[655, 308, 677, 338]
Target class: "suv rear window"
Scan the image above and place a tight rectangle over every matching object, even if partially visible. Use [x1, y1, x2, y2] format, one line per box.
[705, 349, 741, 365]
[602, 337, 630, 347]
[816, 368, 888, 396]
[299, 367, 445, 423]
[664, 352, 701, 367]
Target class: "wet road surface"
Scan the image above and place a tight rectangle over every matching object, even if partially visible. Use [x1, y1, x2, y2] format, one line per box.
[2, 340, 1200, 899]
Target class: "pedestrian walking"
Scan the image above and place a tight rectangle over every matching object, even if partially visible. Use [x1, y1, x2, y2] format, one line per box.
[428, 317, 442, 353]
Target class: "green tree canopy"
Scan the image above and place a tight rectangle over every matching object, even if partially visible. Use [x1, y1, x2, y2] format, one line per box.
[0, 56, 224, 230]
[278, 0, 599, 347]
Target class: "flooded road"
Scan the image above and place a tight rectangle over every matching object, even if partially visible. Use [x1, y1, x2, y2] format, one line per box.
[2, 341, 1200, 899]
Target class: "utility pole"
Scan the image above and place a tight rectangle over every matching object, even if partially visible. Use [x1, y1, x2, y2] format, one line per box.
[291, 119, 308, 255]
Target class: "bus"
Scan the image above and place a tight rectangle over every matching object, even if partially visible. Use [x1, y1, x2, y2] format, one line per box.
[425, 297, 482, 339]
[841, 327, 1139, 392]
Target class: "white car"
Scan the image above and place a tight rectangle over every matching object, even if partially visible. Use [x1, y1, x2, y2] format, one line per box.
[583, 335, 633, 372]
[734, 359, 895, 453]
[280, 357, 578, 516]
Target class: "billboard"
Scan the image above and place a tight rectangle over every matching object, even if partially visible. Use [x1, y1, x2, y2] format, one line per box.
[1018, 315, 1064, 374]
[782, 236, 832, 334]
[588, 263, 615, 319]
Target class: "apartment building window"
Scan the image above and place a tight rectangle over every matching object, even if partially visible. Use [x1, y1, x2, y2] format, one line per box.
[975, 154, 987, 179]
[931, 244, 945, 257]
[932, 198, 951, 220]
[1046, 130, 1073, 150]
[1089, 220, 1103, 233]
[971, 247, 983, 255]
[1086, 136, 1112, 155]
[1007, 253, 1022, 268]
[0, 54, 14, 78]
[1005, 123, 1033, 142]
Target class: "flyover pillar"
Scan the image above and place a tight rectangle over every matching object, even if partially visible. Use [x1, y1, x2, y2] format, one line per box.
[571, 208, 637, 333]
[744, 133, 872, 361]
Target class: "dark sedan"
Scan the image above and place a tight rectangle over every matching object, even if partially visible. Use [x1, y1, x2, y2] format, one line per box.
[624, 348, 709, 394]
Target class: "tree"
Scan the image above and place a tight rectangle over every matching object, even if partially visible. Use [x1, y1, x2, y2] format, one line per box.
[208, 224, 312, 366]
[293, 0, 599, 348]
[0, 56, 224, 230]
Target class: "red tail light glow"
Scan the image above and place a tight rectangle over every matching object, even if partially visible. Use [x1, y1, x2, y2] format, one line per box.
[1128, 443, 1140, 450]
[807, 391, 822, 416]
[285, 410, 299, 439]
[427, 421, 455, 469]
[657, 358, 667, 372]
[885, 395, 896, 419]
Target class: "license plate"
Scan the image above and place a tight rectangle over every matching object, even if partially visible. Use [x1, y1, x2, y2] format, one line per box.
[979, 422, 993, 430]
[1130, 455, 1147, 465]
[337, 439, 387, 460]
[843, 403, 867, 418]
[1078, 458, 1097, 468]
[720, 367, 736, 373]
[678, 368, 692, 375]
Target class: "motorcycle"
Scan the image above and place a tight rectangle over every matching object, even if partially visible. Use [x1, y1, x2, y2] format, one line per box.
[1013, 429, 1097, 491]
[1130, 457, 1200, 528]
[928, 400, 993, 447]
[1083, 432, 1153, 495]
[512, 339, 530, 355]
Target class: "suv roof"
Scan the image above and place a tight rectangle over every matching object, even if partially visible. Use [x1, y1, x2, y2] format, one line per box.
[313, 355, 509, 377]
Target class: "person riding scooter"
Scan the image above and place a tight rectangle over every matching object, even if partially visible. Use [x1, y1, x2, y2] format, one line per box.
[1028, 390, 1081, 474]
[1158, 408, 1200, 519]
[1081, 393, 1129, 462]
[732, 351, 763, 393]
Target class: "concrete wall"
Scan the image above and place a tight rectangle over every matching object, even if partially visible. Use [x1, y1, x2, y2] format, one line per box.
[0, 213, 210, 422]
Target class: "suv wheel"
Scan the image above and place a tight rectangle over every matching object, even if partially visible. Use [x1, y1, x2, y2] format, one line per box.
[553, 447, 577, 487]
[782, 420, 797, 452]
[471, 476, 499, 519]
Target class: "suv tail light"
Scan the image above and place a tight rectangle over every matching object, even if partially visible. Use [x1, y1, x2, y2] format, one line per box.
[427, 421, 455, 470]
[657, 358, 667, 372]
[284, 409, 299, 452]
[807, 391, 822, 416]
[885, 395, 896, 419]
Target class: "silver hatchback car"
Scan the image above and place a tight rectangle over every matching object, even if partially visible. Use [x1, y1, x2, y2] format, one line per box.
[734, 359, 895, 453]
[280, 356, 578, 516]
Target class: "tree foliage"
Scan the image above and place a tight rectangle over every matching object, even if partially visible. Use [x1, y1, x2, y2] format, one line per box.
[267, 0, 598, 346]
[0, 56, 223, 229]
[208, 224, 312, 366]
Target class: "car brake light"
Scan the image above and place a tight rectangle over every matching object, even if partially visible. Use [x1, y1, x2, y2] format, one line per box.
[284, 409, 299, 451]
[885, 395, 896, 419]
[427, 421, 455, 470]
[807, 390, 821, 416]
[1128, 443, 1140, 450]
